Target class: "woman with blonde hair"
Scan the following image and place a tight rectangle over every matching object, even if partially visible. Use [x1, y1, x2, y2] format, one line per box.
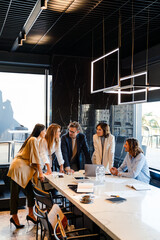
[39, 123, 64, 174]
[92, 122, 115, 172]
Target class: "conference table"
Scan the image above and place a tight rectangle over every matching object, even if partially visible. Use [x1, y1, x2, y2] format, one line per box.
[45, 172, 160, 240]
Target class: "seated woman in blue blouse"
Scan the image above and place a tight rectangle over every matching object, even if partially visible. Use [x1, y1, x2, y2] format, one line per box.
[110, 138, 150, 183]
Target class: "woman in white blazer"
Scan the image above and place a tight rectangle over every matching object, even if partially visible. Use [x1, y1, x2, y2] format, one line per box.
[92, 123, 115, 172]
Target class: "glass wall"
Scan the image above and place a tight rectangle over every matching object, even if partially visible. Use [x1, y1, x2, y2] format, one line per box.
[111, 102, 160, 171]
[47, 74, 52, 127]
[0, 71, 51, 163]
[141, 101, 160, 170]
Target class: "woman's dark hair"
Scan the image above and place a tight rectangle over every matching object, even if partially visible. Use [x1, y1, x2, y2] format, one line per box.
[96, 122, 110, 138]
[126, 138, 143, 157]
[19, 123, 45, 151]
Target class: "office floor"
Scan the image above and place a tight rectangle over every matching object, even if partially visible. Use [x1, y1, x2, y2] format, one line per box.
[0, 208, 109, 240]
[0, 208, 43, 240]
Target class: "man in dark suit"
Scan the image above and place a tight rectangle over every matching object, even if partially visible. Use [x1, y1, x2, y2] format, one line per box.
[61, 121, 92, 173]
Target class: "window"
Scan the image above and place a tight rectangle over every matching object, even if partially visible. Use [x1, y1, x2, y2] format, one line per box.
[0, 71, 51, 162]
[141, 102, 160, 170]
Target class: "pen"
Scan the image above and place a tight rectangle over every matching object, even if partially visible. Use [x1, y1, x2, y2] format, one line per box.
[110, 195, 120, 197]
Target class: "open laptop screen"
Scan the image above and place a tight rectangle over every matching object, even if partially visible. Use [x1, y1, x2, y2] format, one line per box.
[85, 164, 102, 177]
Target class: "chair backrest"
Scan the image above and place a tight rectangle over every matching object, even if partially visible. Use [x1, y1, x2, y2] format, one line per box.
[54, 214, 67, 240]
[114, 136, 127, 168]
[32, 184, 54, 211]
[34, 202, 54, 239]
[34, 202, 67, 240]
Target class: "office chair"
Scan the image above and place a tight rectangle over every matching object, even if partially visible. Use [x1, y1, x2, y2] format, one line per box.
[33, 184, 82, 239]
[114, 136, 127, 168]
[33, 183, 79, 215]
[33, 184, 54, 211]
[34, 202, 99, 240]
[38, 178, 66, 208]
[33, 184, 54, 239]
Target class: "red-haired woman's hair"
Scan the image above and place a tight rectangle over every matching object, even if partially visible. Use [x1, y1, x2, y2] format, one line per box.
[45, 123, 61, 155]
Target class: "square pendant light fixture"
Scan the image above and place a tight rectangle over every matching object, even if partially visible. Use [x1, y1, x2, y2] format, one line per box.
[103, 71, 160, 105]
[91, 48, 119, 94]
[118, 71, 148, 105]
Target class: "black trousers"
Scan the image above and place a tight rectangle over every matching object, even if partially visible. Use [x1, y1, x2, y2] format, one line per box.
[10, 179, 35, 215]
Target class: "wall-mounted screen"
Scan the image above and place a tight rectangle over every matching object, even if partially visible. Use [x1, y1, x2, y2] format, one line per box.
[91, 48, 119, 93]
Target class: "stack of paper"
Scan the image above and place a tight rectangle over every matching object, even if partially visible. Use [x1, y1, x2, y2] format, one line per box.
[77, 183, 94, 193]
[126, 183, 151, 191]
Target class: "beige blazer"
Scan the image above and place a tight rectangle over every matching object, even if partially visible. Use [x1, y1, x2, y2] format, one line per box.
[7, 137, 41, 188]
[92, 133, 115, 172]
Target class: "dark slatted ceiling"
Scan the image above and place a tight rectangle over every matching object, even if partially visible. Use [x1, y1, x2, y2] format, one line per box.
[0, 0, 37, 50]
[0, 0, 159, 58]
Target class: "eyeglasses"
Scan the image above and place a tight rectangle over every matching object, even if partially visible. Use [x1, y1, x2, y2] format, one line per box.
[69, 130, 77, 134]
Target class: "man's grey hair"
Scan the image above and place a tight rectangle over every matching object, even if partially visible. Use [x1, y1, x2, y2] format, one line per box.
[68, 121, 82, 132]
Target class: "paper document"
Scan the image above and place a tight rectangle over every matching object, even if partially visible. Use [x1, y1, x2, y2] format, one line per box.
[77, 183, 94, 193]
[126, 183, 151, 191]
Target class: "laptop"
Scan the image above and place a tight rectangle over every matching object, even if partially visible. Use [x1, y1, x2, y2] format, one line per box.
[85, 164, 102, 177]
[68, 184, 78, 193]
[68, 184, 93, 193]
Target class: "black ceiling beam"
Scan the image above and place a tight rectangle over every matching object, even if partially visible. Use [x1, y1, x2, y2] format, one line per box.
[11, 0, 48, 52]
[0, 50, 50, 68]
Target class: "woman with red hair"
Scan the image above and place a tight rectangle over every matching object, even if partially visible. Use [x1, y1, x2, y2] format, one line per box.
[39, 123, 64, 174]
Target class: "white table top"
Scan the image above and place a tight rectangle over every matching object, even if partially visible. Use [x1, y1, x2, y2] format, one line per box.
[45, 172, 160, 240]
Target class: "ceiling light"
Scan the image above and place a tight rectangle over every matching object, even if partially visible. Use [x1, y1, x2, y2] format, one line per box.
[91, 48, 119, 94]
[48, 0, 87, 13]
[103, 71, 148, 104]
[41, 0, 47, 9]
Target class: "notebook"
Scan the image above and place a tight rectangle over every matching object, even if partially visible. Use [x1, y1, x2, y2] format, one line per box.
[85, 164, 102, 177]
[106, 197, 127, 203]
[77, 183, 94, 193]
[126, 183, 151, 191]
